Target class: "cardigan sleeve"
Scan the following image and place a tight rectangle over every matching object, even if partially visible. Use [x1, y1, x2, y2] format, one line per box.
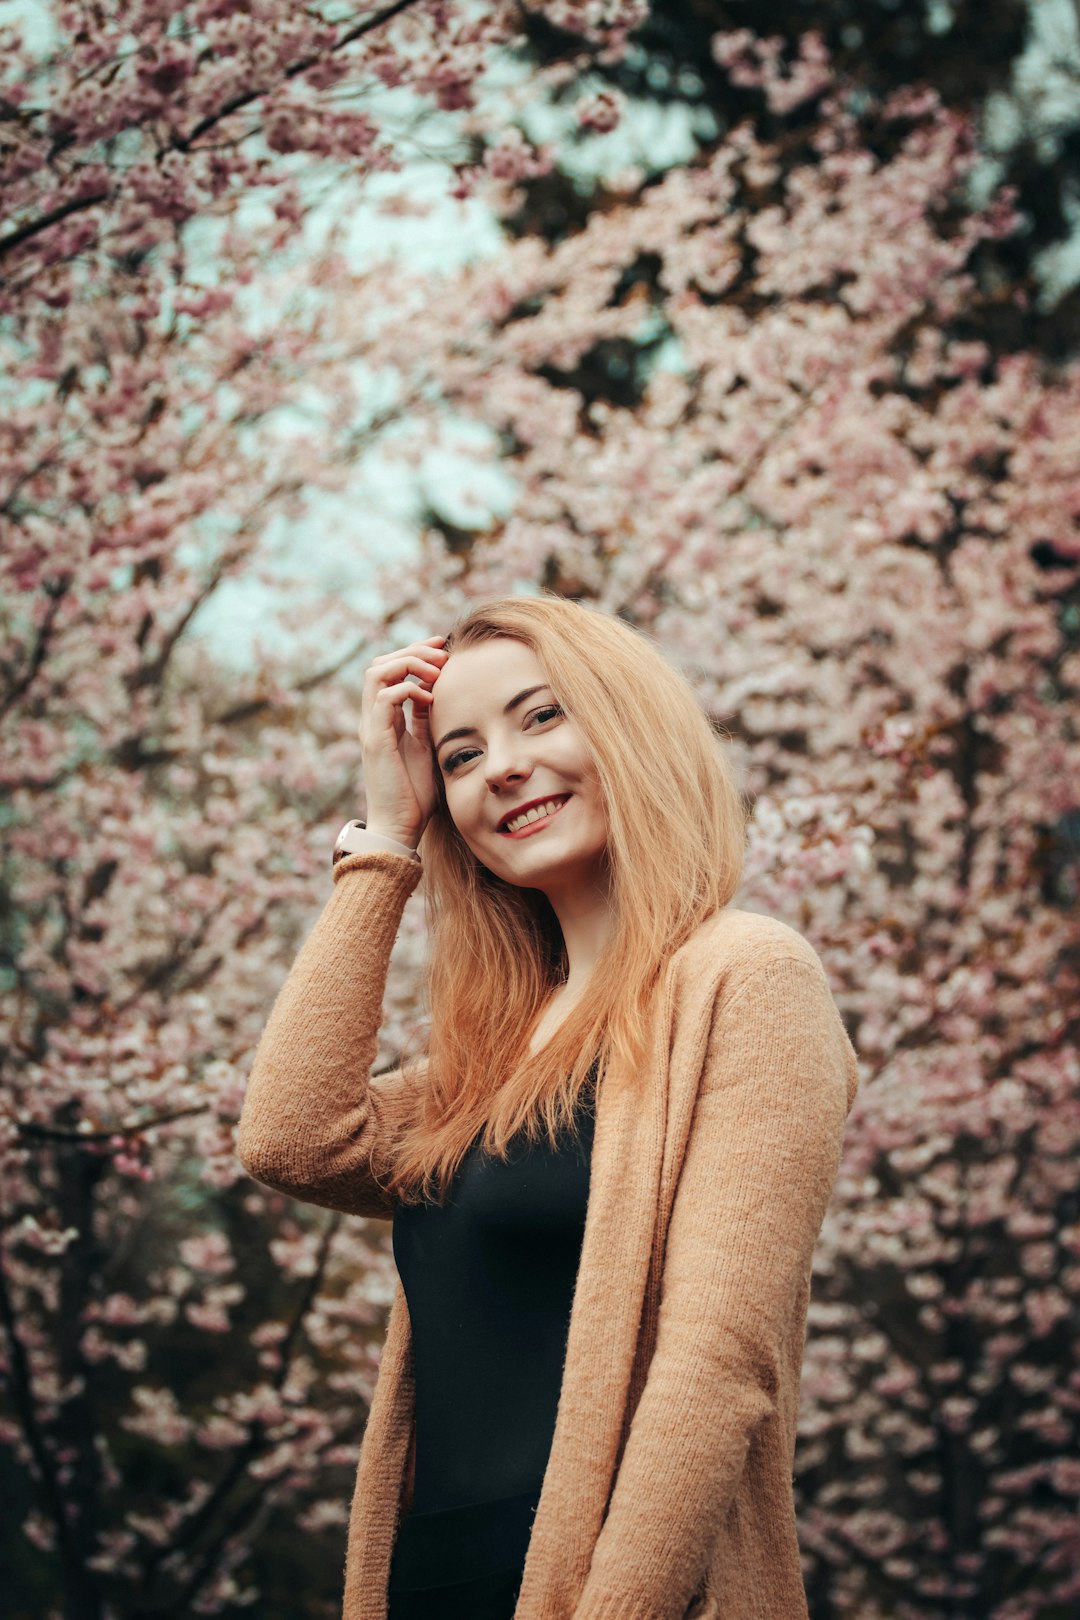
[235, 849, 425, 1220]
[573, 952, 857, 1620]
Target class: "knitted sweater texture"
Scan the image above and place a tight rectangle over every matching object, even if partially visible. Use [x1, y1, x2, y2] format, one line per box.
[236, 851, 860, 1620]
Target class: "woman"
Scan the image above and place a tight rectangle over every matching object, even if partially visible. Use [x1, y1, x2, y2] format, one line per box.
[236, 594, 859, 1620]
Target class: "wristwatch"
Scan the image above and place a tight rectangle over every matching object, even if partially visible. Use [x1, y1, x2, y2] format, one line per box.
[332, 819, 421, 867]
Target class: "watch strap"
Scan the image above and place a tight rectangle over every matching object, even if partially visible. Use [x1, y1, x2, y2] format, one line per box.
[332, 819, 420, 867]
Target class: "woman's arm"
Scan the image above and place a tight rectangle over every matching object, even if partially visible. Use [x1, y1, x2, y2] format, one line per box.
[235, 849, 424, 1220]
[574, 951, 857, 1620]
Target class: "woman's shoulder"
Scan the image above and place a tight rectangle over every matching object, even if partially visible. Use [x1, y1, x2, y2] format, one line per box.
[672, 904, 829, 990]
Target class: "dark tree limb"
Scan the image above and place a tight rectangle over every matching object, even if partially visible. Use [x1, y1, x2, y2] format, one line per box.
[0, 0, 426, 263]
[133, 1214, 342, 1610]
[0, 1239, 78, 1577]
[16, 1105, 214, 1145]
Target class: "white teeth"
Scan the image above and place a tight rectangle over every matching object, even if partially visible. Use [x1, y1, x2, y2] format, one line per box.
[505, 796, 567, 833]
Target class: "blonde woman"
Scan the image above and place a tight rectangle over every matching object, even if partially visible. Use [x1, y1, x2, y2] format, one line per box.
[237, 594, 859, 1620]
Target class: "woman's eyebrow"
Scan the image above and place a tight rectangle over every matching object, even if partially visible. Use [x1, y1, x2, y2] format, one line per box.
[435, 685, 553, 754]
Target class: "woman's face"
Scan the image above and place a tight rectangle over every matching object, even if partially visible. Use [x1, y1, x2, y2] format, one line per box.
[430, 638, 609, 897]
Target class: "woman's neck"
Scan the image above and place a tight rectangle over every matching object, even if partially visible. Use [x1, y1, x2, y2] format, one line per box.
[544, 874, 614, 994]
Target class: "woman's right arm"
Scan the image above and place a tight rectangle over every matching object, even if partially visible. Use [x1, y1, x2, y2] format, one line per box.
[235, 636, 449, 1219]
[235, 850, 424, 1219]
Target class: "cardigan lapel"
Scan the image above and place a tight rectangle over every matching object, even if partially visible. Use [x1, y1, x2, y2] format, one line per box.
[515, 922, 737, 1618]
[343, 1281, 415, 1620]
[513, 972, 674, 1620]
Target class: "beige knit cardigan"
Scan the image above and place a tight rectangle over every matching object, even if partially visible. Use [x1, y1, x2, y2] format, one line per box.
[236, 850, 859, 1620]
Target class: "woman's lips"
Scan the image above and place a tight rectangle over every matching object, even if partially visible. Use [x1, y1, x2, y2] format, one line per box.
[499, 794, 572, 838]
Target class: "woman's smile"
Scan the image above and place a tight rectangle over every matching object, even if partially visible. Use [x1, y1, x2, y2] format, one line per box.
[499, 794, 573, 837]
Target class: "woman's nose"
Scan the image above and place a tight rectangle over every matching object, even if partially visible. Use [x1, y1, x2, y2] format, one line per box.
[485, 750, 531, 792]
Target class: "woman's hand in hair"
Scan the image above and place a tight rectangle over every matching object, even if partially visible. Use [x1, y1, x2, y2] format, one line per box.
[359, 636, 448, 848]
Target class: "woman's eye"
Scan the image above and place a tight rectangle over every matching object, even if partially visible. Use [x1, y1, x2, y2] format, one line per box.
[530, 704, 563, 725]
[442, 705, 562, 773]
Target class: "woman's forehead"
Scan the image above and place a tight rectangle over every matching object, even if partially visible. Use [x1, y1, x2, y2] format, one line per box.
[432, 639, 547, 713]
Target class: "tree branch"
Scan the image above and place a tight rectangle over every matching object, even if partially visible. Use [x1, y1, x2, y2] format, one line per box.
[0, 189, 109, 261]
[0, 1233, 78, 1574]
[213, 589, 428, 724]
[134, 1214, 342, 1607]
[0, 0, 426, 264]
[0, 576, 70, 720]
[16, 1105, 213, 1145]
[178, 0, 425, 149]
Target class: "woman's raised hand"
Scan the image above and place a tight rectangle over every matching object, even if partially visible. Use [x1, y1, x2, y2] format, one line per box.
[358, 636, 449, 849]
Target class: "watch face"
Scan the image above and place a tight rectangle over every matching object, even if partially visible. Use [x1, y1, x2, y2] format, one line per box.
[332, 821, 363, 864]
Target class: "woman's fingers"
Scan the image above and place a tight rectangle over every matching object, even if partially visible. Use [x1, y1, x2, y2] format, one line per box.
[362, 643, 447, 737]
[357, 639, 448, 842]
[362, 678, 435, 734]
[365, 653, 445, 686]
[371, 678, 437, 707]
[362, 656, 442, 729]
[359, 674, 437, 757]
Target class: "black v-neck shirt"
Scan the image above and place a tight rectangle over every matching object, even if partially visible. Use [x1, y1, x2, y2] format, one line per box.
[391, 1068, 598, 1519]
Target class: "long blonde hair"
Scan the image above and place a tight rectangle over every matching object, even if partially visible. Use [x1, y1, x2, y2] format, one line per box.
[385, 594, 747, 1205]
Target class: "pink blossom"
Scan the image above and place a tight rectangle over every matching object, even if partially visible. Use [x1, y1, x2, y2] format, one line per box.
[178, 1232, 235, 1275]
[577, 90, 623, 134]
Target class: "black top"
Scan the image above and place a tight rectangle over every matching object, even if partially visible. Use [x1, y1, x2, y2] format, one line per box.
[391, 1066, 597, 1519]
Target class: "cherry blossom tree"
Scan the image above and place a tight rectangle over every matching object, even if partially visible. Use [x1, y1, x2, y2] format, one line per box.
[529, 0, 1080, 352]
[1, 5, 646, 1617]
